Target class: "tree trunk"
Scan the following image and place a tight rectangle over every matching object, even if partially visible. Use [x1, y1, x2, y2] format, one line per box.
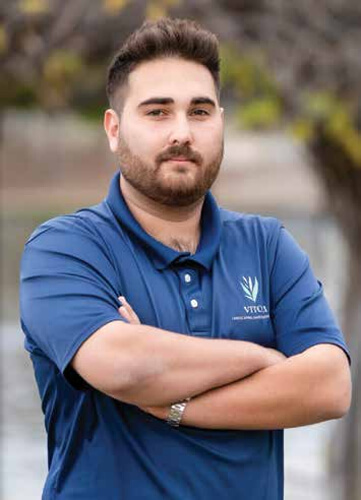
[309, 127, 361, 500]
[330, 246, 361, 500]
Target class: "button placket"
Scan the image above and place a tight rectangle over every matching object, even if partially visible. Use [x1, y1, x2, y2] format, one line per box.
[184, 273, 192, 283]
[190, 299, 198, 308]
[182, 271, 200, 310]
[176, 266, 209, 335]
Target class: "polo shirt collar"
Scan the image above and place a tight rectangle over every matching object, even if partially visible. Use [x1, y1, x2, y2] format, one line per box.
[105, 171, 222, 271]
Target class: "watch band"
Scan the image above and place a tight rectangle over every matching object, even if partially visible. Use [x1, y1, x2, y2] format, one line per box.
[166, 398, 190, 427]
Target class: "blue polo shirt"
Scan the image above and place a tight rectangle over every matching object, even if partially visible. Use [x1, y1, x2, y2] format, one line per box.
[20, 171, 350, 500]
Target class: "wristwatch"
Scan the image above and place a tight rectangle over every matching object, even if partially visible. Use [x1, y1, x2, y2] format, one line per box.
[166, 398, 190, 427]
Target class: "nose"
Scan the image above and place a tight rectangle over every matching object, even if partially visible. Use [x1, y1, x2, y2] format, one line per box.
[168, 114, 193, 146]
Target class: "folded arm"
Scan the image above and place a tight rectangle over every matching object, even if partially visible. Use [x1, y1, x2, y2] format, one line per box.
[71, 298, 286, 407]
[145, 343, 351, 429]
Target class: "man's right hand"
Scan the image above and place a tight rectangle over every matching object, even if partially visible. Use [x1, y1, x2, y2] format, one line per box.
[118, 296, 141, 325]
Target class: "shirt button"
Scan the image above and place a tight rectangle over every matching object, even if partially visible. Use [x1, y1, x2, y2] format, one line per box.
[190, 299, 198, 308]
[184, 273, 192, 283]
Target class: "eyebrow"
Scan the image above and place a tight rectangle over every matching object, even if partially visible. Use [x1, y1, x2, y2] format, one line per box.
[137, 96, 216, 108]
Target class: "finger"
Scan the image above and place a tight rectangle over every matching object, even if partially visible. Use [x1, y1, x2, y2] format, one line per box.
[118, 305, 133, 323]
[119, 296, 141, 324]
[118, 297, 141, 324]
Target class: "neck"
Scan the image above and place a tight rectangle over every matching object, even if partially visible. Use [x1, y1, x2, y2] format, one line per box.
[120, 176, 203, 254]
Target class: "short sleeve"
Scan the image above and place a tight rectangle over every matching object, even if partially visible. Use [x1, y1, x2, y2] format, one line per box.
[270, 226, 350, 363]
[20, 216, 125, 387]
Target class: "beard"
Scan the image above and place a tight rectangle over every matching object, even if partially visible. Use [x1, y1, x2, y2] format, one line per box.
[116, 138, 224, 207]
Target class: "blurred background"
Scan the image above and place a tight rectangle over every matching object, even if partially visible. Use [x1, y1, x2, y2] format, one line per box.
[1, 1, 360, 499]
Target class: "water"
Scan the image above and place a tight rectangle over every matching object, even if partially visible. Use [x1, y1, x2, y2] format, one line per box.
[1, 322, 343, 500]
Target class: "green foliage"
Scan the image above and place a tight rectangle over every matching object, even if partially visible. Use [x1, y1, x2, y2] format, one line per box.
[220, 44, 282, 130]
[146, 0, 182, 20]
[43, 50, 83, 88]
[221, 44, 361, 167]
[235, 98, 282, 129]
[0, 24, 8, 54]
[0, 78, 37, 109]
[18, 0, 49, 15]
[78, 103, 107, 122]
[41, 50, 84, 108]
[1, 0, 183, 111]
[221, 45, 278, 98]
[291, 92, 361, 167]
[103, 0, 129, 14]
[2, 1, 359, 168]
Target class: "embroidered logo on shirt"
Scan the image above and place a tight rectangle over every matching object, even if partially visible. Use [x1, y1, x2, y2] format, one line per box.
[241, 276, 259, 302]
[232, 276, 269, 321]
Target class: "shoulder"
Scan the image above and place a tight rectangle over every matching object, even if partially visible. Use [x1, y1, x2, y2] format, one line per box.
[219, 207, 282, 245]
[25, 201, 113, 248]
[22, 202, 121, 275]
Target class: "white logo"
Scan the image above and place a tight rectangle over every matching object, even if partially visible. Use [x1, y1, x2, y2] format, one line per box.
[232, 276, 269, 321]
[241, 276, 259, 303]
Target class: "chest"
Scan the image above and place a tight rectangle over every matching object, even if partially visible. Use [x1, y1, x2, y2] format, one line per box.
[113, 241, 276, 348]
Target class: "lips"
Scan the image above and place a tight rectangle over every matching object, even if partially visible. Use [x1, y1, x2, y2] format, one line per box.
[168, 157, 191, 161]
[156, 146, 202, 166]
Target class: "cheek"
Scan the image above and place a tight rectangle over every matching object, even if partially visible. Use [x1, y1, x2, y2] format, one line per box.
[196, 123, 223, 154]
[122, 122, 164, 158]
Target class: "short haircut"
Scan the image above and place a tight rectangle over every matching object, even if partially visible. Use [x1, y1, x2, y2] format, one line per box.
[106, 18, 220, 110]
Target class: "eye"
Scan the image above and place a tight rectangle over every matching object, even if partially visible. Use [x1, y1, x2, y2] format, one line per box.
[146, 109, 167, 117]
[191, 109, 210, 117]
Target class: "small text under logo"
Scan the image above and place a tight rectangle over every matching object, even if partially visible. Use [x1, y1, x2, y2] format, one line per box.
[232, 276, 269, 321]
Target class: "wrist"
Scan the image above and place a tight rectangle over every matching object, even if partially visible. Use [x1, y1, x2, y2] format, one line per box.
[166, 398, 190, 427]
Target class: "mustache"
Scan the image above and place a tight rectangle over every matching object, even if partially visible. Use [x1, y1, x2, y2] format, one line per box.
[156, 145, 202, 165]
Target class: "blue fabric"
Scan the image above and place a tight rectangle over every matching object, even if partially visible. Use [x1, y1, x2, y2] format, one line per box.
[20, 171, 350, 500]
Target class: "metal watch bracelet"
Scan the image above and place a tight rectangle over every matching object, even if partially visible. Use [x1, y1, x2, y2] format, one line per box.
[166, 398, 190, 427]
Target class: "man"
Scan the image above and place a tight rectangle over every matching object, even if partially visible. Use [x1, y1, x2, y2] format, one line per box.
[20, 18, 351, 500]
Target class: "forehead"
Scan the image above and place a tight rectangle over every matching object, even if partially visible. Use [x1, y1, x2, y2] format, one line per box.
[124, 57, 218, 106]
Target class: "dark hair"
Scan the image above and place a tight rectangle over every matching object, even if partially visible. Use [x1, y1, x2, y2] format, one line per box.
[106, 18, 220, 109]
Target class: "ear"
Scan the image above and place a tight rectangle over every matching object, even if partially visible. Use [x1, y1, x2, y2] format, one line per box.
[104, 109, 120, 153]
